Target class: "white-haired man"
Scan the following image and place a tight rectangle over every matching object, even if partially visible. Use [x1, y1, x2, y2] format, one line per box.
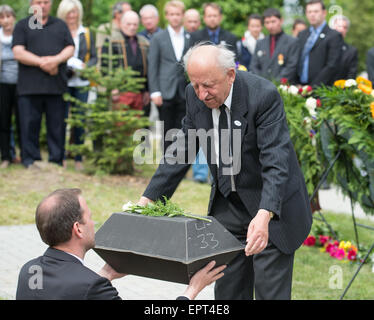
[100, 11, 150, 111]
[138, 4, 162, 41]
[138, 43, 312, 300]
[330, 15, 358, 80]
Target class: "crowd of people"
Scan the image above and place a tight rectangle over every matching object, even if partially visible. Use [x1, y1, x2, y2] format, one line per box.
[0, 0, 372, 180]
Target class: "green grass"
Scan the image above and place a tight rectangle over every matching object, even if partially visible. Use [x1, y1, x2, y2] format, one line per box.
[1, 160, 374, 299]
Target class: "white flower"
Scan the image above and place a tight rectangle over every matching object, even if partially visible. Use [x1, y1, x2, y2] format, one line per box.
[305, 97, 317, 116]
[288, 85, 299, 96]
[122, 201, 135, 212]
[279, 85, 288, 92]
[345, 79, 357, 88]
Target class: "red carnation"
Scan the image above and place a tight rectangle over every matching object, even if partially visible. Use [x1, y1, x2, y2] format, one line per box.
[307, 86, 313, 92]
[347, 249, 357, 261]
[319, 235, 330, 245]
[303, 235, 316, 246]
[280, 78, 288, 85]
[316, 99, 322, 107]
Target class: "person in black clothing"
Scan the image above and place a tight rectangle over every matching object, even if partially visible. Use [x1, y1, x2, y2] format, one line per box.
[367, 48, 374, 84]
[297, 0, 343, 87]
[189, 3, 238, 58]
[330, 15, 358, 80]
[250, 8, 300, 83]
[12, 0, 75, 169]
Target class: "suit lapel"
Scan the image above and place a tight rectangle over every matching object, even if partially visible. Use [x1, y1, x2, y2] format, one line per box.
[311, 25, 328, 51]
[182, 31, 190, 58]
[230, 73, 248, 178]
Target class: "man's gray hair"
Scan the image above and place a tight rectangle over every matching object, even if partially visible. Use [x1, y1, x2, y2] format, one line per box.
[183, 42, 236, 73]
[330, 14, 350, 29]
[112, 1, 130, 17]
[139, 4, 159, 17]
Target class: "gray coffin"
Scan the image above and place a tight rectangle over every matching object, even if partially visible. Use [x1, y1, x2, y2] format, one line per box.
[94, 212, 244, 284]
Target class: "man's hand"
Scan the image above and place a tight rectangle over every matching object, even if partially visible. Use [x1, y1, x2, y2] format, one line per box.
[138, 196, 154, 207]
[39, 56, 60, 75]
[151, 95, 163, 107]
[183, 261, 226, 300]
[143, 91, 150, 106]
[245, 209, 271, 256]
[98, 263, 127, 281]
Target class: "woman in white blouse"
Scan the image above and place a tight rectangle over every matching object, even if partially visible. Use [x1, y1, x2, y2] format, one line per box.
[57, 0, 97, 171]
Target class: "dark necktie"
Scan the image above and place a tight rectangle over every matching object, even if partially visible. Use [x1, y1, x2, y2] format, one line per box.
[210, 30, 218, 44]
[270, 35, 276, 58]
[129, 37, 137, 56]
[218, 104, 232, 197]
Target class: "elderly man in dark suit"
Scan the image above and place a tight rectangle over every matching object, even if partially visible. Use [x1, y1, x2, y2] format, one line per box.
[16, 188, 225, 300]
[331, 15, 358, 80]
[189, 3, 238, 58]
[367, 48, 374, 83]
[297, 0, 343, 87]
[139, 44, 312, 300]
[148, 0, 190, 153]
[250, 8, 300, 83]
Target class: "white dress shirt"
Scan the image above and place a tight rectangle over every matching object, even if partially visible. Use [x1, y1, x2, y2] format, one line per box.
[167, 25, 185, 62]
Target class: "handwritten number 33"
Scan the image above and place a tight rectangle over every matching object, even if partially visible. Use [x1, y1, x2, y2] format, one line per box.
[197, 233, 219, 249]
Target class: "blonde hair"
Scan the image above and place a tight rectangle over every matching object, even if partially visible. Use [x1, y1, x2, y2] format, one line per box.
[164, 0, 185, 15]
[57, 0, 83, 25]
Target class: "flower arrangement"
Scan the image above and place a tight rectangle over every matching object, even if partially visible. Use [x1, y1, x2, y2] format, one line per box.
[315, 77, 374, 215]
[277, 77, 374, 215]
[277, 79, 323, 198]
[303, 235, 358, 262]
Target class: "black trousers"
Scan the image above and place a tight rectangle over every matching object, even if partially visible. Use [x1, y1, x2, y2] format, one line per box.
[210, 191, 295, 300]
[158, 95, 186, 153]
[18, 95, 66, 167]
[0, 83, 18, 161]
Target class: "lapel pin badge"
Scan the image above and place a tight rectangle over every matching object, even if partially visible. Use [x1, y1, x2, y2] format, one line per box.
[320, 33, 325, 39]
[234, 120, 242, 127]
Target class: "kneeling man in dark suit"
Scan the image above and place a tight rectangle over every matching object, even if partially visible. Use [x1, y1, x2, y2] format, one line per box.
[16, 188, 225, 300]
[139, 44, 313, 300]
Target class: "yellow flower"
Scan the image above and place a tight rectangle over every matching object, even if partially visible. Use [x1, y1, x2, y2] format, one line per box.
[334, 80, 346, 89]
[359, 83, 373, 95]
[237, 64, 248, 71]
[344, 241, 352, 250]
[370, 102, 374, 119]
[339, 241, 346, 249]
[356, 76, 372, 87]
